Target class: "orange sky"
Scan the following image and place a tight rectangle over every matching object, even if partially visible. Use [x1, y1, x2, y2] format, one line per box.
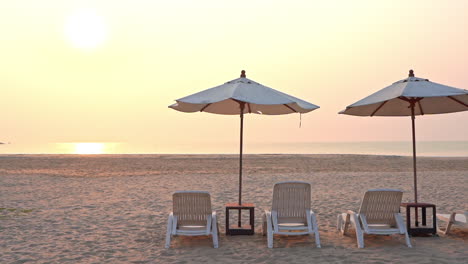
[1, 0, 467, 153]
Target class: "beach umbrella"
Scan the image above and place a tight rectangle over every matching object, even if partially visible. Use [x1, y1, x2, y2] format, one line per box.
[340, 70, 468, 203]
[169, 70, 319, 205]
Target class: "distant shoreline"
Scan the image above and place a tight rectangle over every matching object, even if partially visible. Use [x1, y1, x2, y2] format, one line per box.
[2, 140, 467, 156]
[1, 153, 467, 159]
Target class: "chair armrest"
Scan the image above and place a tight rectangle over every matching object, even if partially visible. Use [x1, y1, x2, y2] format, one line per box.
[451, 211, 468, 216]
[264, 210, 273, 235]
[307, 209, 319, 234]
[167, 212, 177, 235]
[212, 211, 218, 221]
[394, 213, 407, 234]
[211, 211, 218, 234]
[204, 212, 216, 235]
[345, 210, 365, 232]
[437, 212, 457, 221]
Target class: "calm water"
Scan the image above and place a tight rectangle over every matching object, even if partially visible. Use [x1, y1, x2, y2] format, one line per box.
[250, 141, 468, 157]
[1, 141, 467, 157]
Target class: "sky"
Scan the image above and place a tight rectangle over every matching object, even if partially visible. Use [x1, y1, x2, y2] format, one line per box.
[1, 0, 467, 154]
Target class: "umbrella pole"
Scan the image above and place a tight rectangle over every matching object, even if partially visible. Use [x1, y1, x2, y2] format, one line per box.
[411, 102, 419, 226]
[238, 103, 245, 227]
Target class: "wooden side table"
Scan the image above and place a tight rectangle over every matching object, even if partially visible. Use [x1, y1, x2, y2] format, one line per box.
[400, 203, 437, 236]
[225, 203, 255, 235]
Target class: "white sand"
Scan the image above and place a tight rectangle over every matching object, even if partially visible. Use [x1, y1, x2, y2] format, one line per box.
[0, 154, 467, 263]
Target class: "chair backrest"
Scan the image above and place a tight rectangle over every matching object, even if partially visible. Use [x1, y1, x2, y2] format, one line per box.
[358, 189, 403, 226]
[272, 181, 311, 222]
[173, 191, 212, 226]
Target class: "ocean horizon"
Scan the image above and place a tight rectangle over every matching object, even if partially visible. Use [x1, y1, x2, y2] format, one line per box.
[1, 140, 467, 157]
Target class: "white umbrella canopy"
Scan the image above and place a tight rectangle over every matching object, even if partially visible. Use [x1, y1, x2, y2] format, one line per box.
[170, 71, 319, 115]
[340, 70, 468, 116]
[340, 70, 468, 206]
[169, 70, 319, 206]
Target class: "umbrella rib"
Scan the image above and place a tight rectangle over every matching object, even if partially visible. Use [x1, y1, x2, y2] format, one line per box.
[232, 99, 244, 105]
[398, 96, 414, 103]
[448, 96, 468, 108]
[200, 103, 212, 112]
[417, 100, 424, 115]
[247, 103, 252, 114]
[398, 96, 411, 103]
[231, 99, 248, 114]
[370, 101, 388, 117]
[398, 96, 424, 105]
[283, 104, 297, 113]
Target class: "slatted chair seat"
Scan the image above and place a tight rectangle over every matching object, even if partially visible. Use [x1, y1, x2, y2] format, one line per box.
[278, 223, 307, 229]
[337, 189, 412, 248]
[262, 181, 321, 248]
[177, 225, 209, 233]
[165, 191, 219, 248]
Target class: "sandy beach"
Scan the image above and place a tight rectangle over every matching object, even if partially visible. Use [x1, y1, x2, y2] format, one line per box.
[0, 154, 467, 263]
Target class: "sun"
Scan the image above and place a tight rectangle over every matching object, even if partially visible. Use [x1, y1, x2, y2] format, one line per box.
[74, 143, 105, 154]
[64, 9, 108, 50]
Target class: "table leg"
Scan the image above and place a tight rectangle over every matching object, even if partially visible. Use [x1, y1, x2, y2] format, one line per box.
[422, 207, 427, 226]
[226, 208, 230, 235]
[415, 209, 419, 227]
[407, 206, 411, 233]
[250, 208, 254, 232]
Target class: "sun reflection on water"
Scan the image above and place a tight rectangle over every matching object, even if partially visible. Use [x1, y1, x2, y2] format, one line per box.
[74, 143, 105, 154]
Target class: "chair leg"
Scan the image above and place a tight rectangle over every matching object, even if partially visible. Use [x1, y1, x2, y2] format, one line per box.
[404, 231, 412, 248]
[338, 213, 350, 235]
[267, 231, 273, 248]
[262, 214, 267, 236]
[266, 212, 274, 248]
[311, 213, 321, 248]
[337, 214, 343, 233]
[436, 217, 443, 234]
[441, 212, 457, 235]
[350, 214, 364, 248]
[165, 214, 173, 248]
[343, 214, 350, 235]
[444, 221, 453, 235]
[395, 213, 412, 247]
[212, 214, 219, 248]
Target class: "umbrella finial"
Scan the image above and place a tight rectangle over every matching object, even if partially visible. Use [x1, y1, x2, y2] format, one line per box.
[240, 70, 246, 78]
[409, 69, 415, 77]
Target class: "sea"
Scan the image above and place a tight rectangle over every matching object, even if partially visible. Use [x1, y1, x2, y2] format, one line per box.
[1, 141, 467, 157]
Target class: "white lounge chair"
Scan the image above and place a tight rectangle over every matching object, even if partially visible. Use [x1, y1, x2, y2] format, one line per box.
[165, 191, 219, 248]
[262, 181, 321, 248]
[437, 211, 468, 235]
[337, 189, 411, 248]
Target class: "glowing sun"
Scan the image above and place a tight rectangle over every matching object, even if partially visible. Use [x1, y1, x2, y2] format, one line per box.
[64, 9, 108, 50]
[75, 143, 105, 154]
